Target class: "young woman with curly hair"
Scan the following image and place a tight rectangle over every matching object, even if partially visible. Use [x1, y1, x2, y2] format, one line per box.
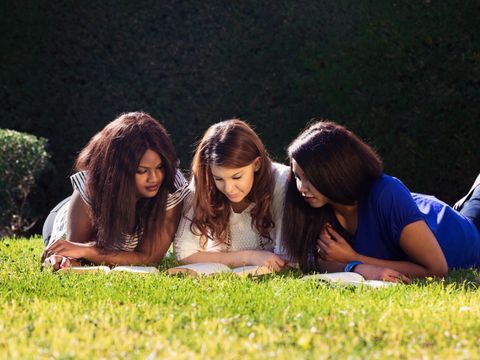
[42, 112, 189, 268]
[173, 119, 290, 270]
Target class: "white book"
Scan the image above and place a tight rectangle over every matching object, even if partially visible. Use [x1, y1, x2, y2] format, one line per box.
[58, 265, 159, 274]
[301, 272, 398, 288]
[165, 262, 273, 278]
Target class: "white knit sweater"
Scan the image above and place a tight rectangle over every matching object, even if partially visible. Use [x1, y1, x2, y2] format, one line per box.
[173, 162, 290, 260]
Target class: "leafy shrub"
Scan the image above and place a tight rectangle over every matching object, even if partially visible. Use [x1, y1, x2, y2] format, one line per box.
[0, 1, 478, 225]
[0, 129, 50, 237]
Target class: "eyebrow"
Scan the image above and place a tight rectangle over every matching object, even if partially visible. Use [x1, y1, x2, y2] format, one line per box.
[137, 162, 162, 169]
[212, 171, 243, 178]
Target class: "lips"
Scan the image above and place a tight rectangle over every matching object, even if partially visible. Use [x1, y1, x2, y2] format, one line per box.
[146, 185, 160, 192]
[302, 194, 316, 202]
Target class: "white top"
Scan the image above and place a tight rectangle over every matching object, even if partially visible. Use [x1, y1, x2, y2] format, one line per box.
[48, 169, 189, 250]
[173, 162, 290, 260]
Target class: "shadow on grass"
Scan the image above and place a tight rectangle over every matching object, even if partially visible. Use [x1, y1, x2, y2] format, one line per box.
[413, 268, 480, 290]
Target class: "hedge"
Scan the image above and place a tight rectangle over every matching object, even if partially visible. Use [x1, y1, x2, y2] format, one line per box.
[0, 1, 478, 234]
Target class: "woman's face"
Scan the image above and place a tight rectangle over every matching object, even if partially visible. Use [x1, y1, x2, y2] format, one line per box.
[135, 149, 165, 199]
[291, 159, 329, 208]
[210, 157, 260, 206]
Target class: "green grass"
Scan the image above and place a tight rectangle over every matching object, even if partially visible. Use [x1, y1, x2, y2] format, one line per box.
[1, 238, 480, 359]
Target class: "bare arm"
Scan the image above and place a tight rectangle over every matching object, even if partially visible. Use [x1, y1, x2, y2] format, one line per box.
[180, 250, 286, 271]
[79, 202, 182, 265]
[355, 221, 448, 278]
[318, 221, 448, 279]
[315, 259, 410, 283]
[45, 193, 183, 265]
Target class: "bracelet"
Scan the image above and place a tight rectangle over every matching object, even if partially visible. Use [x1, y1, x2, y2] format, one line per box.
[344, 261, 363, 272]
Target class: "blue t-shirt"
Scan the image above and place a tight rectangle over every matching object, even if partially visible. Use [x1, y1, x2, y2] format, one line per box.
[354, 175, 480, 269]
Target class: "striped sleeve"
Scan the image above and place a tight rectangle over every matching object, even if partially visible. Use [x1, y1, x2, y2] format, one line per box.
[70, 171, 92, 207]
[166, 169, 190, 210]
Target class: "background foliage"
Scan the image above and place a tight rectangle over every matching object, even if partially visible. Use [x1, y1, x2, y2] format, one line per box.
[0, 130, 50, 237]
[1, 1, 479, 234]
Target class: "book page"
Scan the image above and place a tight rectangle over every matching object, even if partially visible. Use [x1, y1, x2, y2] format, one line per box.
[110, 266, 159, 274]
[301, 272, 397, 288]
[58, 266, 110, 274]
[166, 262, 232, 276]
[303, 272, 364, 282]
[231, 265, 273, 277]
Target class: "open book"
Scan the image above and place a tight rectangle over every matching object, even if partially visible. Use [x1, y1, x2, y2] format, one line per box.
[165, 262, 273, 277]
[58, 265, 159, 274]
[301, 272, 398, 288]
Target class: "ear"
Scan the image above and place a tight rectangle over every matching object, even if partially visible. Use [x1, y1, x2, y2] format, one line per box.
[253, 157, 261, 172]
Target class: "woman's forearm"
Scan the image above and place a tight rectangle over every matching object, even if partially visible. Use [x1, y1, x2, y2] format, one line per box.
[82, 246, 159, 266]
[355, 254, 446, 278]
[180, 250, 259, 267]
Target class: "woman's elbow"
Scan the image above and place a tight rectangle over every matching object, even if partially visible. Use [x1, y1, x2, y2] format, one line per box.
[428, 262, 448, 278]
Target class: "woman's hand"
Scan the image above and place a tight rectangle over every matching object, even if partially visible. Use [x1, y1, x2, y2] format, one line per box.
[354, 264, 411, 283]
[249, 251, 287, 271]
[42, 254, 82, 271]
[317, 224, 358, 263]
[45, 239, 97, 260]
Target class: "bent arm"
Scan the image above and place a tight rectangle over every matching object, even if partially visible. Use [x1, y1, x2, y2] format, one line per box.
[355, 221, 448, 278]
[79, 203, 182, 265]
[180, 249, 285, 270]
[47, 191, 182, 266]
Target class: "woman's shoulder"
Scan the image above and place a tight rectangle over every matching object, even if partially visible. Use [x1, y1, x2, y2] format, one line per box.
[69, 171, 91, 205]
[271, 162, 290, 180]
[368, 174, 415, 207]
[172, 168, 188, 189]
[166, 169, 191, 210]
[70, 170, 87, 185]
[371, 174, 409, 194]
[270, 162, 290, 202]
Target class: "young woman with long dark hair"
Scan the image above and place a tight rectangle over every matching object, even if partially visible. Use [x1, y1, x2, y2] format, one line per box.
[283, 120, 480, 281]
[42, 112, 189, 268]
[173, 119, 290, 270]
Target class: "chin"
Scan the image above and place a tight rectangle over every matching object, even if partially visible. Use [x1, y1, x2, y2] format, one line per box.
[139, 192, 159, 199]
[228, 195, 246, 203]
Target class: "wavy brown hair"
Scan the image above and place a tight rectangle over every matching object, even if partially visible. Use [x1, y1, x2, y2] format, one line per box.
[190, 119, 274, 245]
[75, 112, 178, 250]
[283, 120, 383, 271]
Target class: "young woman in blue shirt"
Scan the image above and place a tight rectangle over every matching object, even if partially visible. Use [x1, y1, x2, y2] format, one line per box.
[282, 120, 480, 282]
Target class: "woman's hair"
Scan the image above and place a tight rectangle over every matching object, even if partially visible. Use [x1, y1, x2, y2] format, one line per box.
[283, 120, 383, 271]
[190, 119, 274, 245]
[75, 112, 178, 250]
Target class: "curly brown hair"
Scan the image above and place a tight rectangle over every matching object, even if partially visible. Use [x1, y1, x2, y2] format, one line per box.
[75, 112, 178, 250]
[190, 119, 274, 246]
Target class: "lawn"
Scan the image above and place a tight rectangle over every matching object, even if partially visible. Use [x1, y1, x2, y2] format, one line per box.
[1, 237, 480, 359]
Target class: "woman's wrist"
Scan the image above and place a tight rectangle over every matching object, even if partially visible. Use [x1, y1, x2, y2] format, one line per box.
[84, 245, 101, 261]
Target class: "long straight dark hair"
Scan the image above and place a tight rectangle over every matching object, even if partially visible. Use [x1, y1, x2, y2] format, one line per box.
[75, 112, 178, 250]
[283, 120, 383, 271]
[190, 119, 274, 245]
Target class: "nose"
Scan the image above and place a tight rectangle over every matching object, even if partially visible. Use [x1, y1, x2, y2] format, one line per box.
[224, 180, 235, 194]
[297, 178, 309, 194]
[148, 169, 160, 183]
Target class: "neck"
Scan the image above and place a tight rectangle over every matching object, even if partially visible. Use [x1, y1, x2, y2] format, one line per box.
[331, 202, 358, 235]
[331, 202, 357, 217]
[231, 200, 249, 213]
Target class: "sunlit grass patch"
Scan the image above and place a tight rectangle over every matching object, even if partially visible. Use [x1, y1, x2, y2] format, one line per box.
[1, 237, 480, 359]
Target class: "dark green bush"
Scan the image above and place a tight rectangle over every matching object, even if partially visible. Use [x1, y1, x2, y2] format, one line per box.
[0, 129, 50, 237]
[0, 1, 478, 231]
